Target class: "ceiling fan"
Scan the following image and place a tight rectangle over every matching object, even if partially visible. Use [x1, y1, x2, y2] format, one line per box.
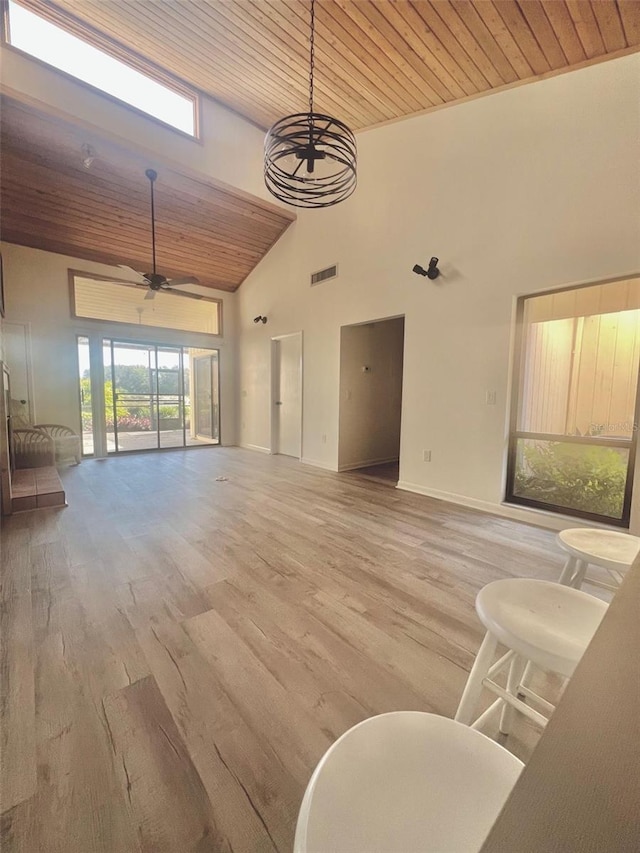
[120, 168, 202, 301]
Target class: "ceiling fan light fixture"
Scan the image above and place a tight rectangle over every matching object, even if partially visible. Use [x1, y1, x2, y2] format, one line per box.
[264, 0, 356, 209]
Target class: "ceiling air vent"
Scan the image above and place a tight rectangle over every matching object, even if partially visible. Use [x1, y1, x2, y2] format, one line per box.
[311, 264, 338, 286]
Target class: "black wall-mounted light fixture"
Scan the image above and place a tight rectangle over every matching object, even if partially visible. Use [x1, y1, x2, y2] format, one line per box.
[254, 315, 268, 324]
[413, 258, 440, 280]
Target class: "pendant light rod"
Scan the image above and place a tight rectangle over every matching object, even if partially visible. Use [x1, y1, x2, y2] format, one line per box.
[308, 0, 315, 117]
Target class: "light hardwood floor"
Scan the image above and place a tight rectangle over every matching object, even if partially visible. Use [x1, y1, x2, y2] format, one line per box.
[1, 447, 566, 852]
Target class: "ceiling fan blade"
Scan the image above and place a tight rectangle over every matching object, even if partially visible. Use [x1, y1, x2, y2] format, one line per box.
[163, 287, 203, 300]
[144, 289, 156, 300]
[118, 264, 147, 282]
[167, 276, 199, 287]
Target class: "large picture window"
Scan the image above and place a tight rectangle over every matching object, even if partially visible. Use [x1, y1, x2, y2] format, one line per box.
[506, 278, 640, 525]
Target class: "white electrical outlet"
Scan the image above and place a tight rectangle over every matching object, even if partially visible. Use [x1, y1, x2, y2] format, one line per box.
[423, 450, 431, 462]
[486, 390, 497, 405]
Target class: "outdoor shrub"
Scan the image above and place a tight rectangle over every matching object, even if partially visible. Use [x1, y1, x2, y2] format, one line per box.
[515, 441, 627, 518]
[158, 405, 180, 419]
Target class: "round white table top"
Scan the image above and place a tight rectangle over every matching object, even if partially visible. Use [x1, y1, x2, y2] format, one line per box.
[557, 528, 640, 571]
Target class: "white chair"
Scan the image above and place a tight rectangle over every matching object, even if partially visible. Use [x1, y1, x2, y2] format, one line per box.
[455, 578, 607, 734]
[11, 428, 55, 469]
[294, 711, 523, 853]
[557, 528, 640, 592]
[33, 423, 81, 466]
[10, 398, 81, 467]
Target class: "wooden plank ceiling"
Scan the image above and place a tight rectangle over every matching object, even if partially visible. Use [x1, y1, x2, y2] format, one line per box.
[0, 97, 295, 292]
[19, 0, 640, 131]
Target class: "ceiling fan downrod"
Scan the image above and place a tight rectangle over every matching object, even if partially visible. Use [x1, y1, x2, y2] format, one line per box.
[145, 168, 158, 280]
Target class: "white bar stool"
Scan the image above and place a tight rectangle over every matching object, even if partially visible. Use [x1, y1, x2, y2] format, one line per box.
[294, 712, 523, 853]
[557, 528, 640, 592]
[455, 578, 607, 734]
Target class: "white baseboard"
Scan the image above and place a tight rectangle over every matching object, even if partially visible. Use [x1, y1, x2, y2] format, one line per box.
[239, 443, 271, 454]
[338, 456, 400, 472]
[301, 457, 338, 471]
[396, 480, 622, 532]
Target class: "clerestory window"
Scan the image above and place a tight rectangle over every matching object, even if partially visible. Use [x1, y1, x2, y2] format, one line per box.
[4, 0, 198, 137]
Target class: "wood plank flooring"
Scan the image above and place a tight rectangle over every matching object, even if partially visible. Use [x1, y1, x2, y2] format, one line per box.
[0, 448, 566, 852]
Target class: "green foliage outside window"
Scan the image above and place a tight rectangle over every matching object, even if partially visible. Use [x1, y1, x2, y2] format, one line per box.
[80, 377, 127, 426]
[158, 405, 180, 419]
[514, 441, 627, 519]
[80, 369, 190, 431]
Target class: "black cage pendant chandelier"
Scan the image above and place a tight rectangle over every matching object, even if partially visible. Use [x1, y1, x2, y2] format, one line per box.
[264, 0, 357, 209]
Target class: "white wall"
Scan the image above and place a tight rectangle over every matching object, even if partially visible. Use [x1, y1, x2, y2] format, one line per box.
[237, 55, 640, 525]
[0, 242, 238, 445]
[338, 317, 404, 470]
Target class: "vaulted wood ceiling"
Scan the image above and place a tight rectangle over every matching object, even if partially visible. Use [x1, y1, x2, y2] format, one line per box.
[2, 2, 638, 290]
[0, 96, 295, 292]
[19, 0, 640, 131]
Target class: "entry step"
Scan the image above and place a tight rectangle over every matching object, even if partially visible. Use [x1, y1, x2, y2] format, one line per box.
[11, 466, 66, 512]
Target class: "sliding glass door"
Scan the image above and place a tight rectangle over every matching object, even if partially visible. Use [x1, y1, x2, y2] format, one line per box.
[106, 341, 158, 452]
[192, 354, 219, 442]
[506, 278, 640, 525]
[100, 338, 219, 454]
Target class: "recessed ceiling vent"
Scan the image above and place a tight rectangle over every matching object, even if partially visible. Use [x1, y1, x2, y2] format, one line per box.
[311, 264, 338, 286]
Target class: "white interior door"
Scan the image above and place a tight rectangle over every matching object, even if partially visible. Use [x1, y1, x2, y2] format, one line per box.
[274, 333, 302, 458]
[3, 322, 35, 423]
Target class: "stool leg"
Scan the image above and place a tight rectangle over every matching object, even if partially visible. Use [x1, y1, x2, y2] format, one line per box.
[455, 631, 499, 726]
[558, 555, 577, 585]
[570, 559, 589, 589]
[517, 660, 535, 699]
[499, 654, 527, 735]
